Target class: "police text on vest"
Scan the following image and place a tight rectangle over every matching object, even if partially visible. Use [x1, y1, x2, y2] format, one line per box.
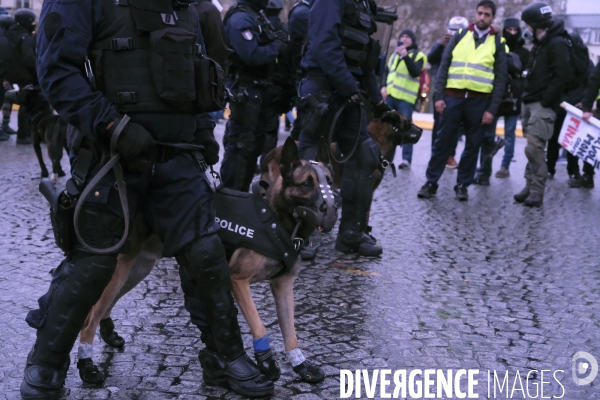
[215, 217, 254, 238]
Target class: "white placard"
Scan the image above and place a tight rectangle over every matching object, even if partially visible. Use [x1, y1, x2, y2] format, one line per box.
[558, 102, 600, 170]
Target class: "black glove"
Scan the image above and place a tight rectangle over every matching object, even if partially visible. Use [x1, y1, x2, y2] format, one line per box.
[107, 117, 154, 161]
[275, 40, 288, 56]
[194, 129, 220, 166]
[372, 101, 393, 118]
[275, 30, 289, 42]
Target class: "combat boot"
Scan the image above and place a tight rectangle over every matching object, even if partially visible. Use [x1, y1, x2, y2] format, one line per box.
[514, 184, 530, 203]
[417, 182, 438, 199]
[20, 348, 70, 400]
[568, 174, 594, 189]
[199, 349, 274, 397]
[524, 191, 543, 207]
[335, 226, 382, 256]
[454, 184, 468, 201]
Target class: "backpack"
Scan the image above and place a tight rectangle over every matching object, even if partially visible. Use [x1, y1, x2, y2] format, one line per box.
[564, 33, 590, 91]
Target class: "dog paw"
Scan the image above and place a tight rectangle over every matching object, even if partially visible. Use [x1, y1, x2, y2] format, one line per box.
[293, 361, 325, 384]
[255, 349, 280, 382]
[50, 173, 58, 183]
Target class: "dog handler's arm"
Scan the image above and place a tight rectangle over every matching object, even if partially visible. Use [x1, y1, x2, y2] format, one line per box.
[37, 1, 120, 141]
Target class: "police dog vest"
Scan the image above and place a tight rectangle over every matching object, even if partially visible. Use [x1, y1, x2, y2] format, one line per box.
[214, 182, 301, 274]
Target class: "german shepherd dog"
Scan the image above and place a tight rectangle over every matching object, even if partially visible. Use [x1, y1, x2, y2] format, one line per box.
[78, 137, 337, 387]
[10, 86, 68, 181]
[261, 111, 412, 236]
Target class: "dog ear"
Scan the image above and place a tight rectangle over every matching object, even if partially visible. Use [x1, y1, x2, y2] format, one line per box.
[279, 137, 301, 179]
[316, 137, 330, 164]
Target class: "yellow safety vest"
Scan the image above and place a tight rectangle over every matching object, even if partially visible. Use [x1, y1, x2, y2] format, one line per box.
[447, 30, 499, 94]
[386, 50, 427, 104]
[597, 90, 600, 101]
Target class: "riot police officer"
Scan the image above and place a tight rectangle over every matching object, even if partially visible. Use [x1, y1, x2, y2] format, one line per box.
[287, 0, 309, 141]
[0, 13, 15, 141]
[298, 0, 392, 256]
[221, 0, 287, 191]
[21, 0, 273, 398]
[7, 9, 37, 145]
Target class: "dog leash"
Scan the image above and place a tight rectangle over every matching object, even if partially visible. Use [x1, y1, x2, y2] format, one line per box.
[73, 116, 206, 254]
[327, 98, 364, 164]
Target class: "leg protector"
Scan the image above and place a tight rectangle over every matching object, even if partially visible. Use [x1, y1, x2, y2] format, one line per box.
[23, 254, 117, 391]
[176, 234, 244, 361]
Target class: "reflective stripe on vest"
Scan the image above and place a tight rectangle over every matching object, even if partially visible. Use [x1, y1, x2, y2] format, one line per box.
[447, 30, 497, 93]
[386, 51, 427, 104]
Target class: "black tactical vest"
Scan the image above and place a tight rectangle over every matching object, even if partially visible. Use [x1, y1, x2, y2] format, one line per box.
[90, 0, 199, 114]
[223, 4, 276, 80]
[287, 0, 309, 75]
[214, 183, 300, 274]
[339, 0, 379, 74]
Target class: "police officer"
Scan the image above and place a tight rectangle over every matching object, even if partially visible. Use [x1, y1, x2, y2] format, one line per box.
[259, 0, 294, 170]
[21, 0, 273, 398]
[221, 0, 287, 191]
[299, 0, 392, 257]
[287, 0, 309, 142]
[0, 12, 15, 141]
[7, 9, 37, 145]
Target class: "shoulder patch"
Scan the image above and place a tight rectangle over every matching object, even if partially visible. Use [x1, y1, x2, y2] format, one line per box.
[242, 30, 253, 41]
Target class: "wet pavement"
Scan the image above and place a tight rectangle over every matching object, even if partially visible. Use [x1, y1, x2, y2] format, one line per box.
[1, 114, 600, 399]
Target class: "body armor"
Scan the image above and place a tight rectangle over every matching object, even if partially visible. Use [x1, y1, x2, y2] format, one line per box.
[89, 0, 199, 114]
[339, 0, 379, 74]
[223, 4, 277, 80]
[215, 182, 301, 274]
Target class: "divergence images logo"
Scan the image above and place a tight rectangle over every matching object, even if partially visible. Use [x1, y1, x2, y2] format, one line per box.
[572, 351, 598, 385]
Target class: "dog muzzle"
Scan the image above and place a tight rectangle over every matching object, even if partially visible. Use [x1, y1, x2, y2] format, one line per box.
[294, 161, 338, 233]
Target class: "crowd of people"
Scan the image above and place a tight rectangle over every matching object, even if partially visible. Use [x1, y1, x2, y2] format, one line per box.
[3, 0, 600, 399]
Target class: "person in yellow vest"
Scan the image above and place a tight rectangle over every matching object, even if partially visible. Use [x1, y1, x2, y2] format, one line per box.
[381, 29, 427, 169]
[417, 0, 506, 201]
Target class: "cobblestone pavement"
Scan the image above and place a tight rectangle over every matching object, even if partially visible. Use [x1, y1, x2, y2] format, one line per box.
[1, 114, 600, 399]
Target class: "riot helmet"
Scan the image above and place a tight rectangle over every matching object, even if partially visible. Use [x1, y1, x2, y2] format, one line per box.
[243, 0, 270, 10]
[521, 2, 553, 30]
[0, 14, 15, 30]
[266, 0, 283, 10]
[447, 16, 468, 34]
[14, 9, 36, 32]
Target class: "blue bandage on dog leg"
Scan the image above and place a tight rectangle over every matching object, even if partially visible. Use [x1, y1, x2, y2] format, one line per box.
[253, 335, 270, 353]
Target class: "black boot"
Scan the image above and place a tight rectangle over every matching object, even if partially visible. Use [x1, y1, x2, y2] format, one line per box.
[200, 349, 274, 397]
[77, 358, 106, 384]
[335, 226, 382, 256]
[254, 349, 280, 382]
[293, 360, 325, 383]
[568, 173, 594, 189]
[20, 349, 70, 400]
[1, 121, 16, 135]
[99, 317, 125, 348]
[178, 236, 274, 396]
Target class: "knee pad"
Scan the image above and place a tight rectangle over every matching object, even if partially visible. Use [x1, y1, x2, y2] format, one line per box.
[177, 234, 228, 281]
[31, 254, 117, 367]
[357, 138, 382, 171]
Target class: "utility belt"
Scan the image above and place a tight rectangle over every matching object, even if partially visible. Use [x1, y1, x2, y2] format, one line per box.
[41, 116, 207, 255]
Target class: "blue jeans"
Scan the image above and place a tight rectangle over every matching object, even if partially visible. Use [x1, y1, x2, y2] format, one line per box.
[385, 96, 414, 163]
[501, 114, 518, 169]
[426, 95, 490, 186]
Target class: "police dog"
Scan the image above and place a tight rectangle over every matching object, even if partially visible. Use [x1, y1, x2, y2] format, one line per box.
[9, 86, 68, 181]
[78, 137, 335, 386]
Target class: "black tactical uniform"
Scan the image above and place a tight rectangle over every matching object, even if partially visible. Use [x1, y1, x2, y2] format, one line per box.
[298, 0, 391, 256]
[287, 0, 309, 141]
[221, 0, 286, 191]
[22, 0, 273, 398]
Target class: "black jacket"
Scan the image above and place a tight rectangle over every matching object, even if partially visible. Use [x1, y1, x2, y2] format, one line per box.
[582, 62, 600, 113]
[522, 21, 571, 109]
[6, 24, 37, 85]
[498, 37, 529, 116]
